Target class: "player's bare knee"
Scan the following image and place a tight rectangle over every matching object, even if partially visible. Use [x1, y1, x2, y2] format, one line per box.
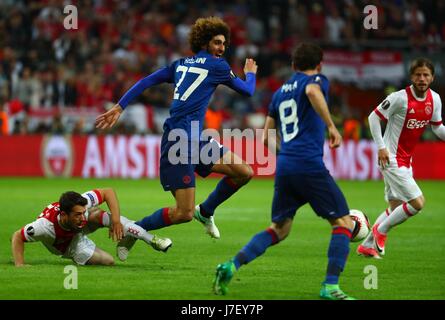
[276, 230, 289, 241]
[243, 165, 254, 181]
[100, 251, 115, 266]
[235, 164, 254, 184]
[271, 220, 292, 241]
[410, 196, 425, 211]
[176, 208, 194, 222]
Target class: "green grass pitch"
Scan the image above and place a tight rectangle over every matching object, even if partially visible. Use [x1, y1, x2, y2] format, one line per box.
[0, 177, 444, 300]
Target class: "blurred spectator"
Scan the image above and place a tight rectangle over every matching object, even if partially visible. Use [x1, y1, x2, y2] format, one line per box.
[13, 67, 35, 110]
[51, 112, 65, 134]
[72, 117, 86, 135]
[386, 4, 407, 40]
[0, 100, 9, 135]
[308, 3, 325, 40]
[205, 107, 223, 132]
[288, 2, 308, 40]
[0, 0, 443, 139]
[325, 6, 345, 43]
[343, 114, 361, 142]
[0, 64, 10, 100]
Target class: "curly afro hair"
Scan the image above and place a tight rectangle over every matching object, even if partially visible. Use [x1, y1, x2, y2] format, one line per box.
[188, 16, 230, 54]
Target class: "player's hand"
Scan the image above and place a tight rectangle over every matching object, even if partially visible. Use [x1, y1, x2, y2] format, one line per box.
[109, 220, 124, 242]
[327, 125, 342, 148]
[95, 104, 123, 129]
[244, 58, 258, 75]
[378, 148, 390, 169]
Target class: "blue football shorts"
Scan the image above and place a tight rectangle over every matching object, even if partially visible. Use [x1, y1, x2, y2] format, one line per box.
[271, 170, 350, 222]
[159, 131, 228, 191]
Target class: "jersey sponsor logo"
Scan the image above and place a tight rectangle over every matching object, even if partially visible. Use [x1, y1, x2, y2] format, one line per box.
[406, 119, 429, 129]
[26, 226, 35, 236]
[41, 135, 73, 177]
[381, 100, 390, 110]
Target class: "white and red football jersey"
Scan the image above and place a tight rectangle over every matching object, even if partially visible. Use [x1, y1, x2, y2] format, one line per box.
[20, 190, 104, 255]
[374, 85, 443, 168]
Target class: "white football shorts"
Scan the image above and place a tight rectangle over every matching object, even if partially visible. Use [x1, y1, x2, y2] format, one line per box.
[380, 160, 422, 202]
[63, 233, 96, 265]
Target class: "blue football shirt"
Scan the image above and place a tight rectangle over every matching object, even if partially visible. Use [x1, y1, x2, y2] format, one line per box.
[118, 50, 255, 134]
[268, 72, 330, 175]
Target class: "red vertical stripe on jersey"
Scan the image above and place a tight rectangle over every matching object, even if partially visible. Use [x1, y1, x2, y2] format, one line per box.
[93, 189, 103, 204]
[386, 208, 391, 216]
[396, 87, 433, 168]
[162, 208, 172, 225]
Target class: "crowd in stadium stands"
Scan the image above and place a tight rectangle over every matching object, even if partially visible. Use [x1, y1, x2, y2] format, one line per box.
[0, 0, 444, 140]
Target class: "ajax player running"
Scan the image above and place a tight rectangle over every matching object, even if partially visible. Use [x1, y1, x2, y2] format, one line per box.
[358, 58, 445, 258]
[11, 188, 172, 266]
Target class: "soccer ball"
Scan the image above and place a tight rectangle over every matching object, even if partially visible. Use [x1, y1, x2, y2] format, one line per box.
[349, 209, 370, 242]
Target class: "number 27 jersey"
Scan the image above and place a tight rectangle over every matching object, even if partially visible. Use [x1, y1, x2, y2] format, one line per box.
[167, 50, 238, 122]
[268, 72, 330, 176]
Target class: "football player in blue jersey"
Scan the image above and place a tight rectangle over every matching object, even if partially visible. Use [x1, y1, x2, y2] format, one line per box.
[95, 17, 257, 260]
[213, 43, 356, 300]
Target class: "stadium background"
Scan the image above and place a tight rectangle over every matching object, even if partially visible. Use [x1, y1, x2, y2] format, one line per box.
[0, 0, 444, 301]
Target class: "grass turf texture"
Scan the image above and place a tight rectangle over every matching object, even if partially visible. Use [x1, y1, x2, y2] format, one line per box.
[0, 178, 444, 300]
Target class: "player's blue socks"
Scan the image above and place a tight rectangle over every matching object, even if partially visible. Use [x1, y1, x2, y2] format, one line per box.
[200, 176, 241, 218]
[233, 228, 279, 269]
[325, 226, 351, 284]
[135, 208, 172, 231]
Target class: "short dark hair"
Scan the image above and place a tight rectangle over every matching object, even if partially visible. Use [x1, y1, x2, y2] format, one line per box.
[59, 191, 87, 214]
[188, 16, 230, 54]
[292, 43, 323, 71]
[409, 58, 435, 76]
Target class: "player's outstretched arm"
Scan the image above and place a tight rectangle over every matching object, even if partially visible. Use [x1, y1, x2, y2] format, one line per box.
[11, 230, 27, 267]
[95, 66, 174, 130]
[306, 84, 341, 148]
[368, 111, 390, 168]
[95, 188, 124, 241]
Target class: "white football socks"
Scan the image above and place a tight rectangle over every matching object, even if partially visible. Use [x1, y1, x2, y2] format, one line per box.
[378, 203, 419, 234]
[362, 208, 391, 247]
[102, 212, 154, 244]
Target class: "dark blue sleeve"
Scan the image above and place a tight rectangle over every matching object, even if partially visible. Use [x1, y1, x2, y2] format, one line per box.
[213, 59, 256, 96]
[225, 73, 256, 97]
[307, 74, 329, 98]
[118, 65, 174, 109]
